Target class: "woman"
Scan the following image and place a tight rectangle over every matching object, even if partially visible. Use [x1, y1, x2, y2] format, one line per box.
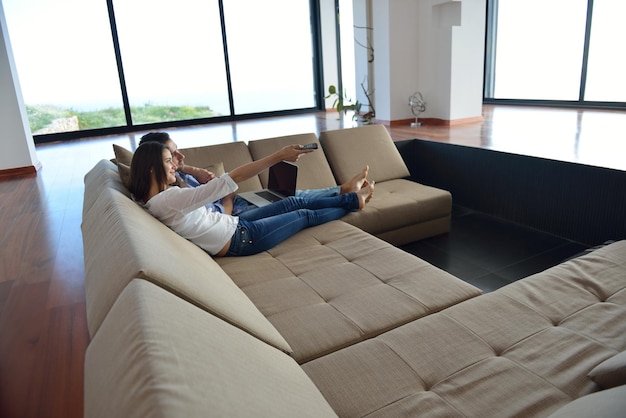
[130, 141, 374, 257]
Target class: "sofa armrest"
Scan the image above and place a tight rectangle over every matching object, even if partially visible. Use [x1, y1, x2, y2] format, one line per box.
[85, 279, 338, 418]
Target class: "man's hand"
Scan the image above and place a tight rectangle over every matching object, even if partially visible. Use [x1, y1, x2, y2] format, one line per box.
[182, 165, 216, 184]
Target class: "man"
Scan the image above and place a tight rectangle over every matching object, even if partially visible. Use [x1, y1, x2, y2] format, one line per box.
[138, 132, 369, 216]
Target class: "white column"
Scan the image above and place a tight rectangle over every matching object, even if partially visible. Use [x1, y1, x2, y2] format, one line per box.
[0, 1, 40, 174]
[441, 0, 486, 121]
[321, 0, 339, 110]
[361, 0, 485, 123]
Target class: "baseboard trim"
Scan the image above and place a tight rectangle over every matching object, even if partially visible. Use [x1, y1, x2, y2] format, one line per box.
[0, 161, 42, 178]
[386, 116, 484, 126]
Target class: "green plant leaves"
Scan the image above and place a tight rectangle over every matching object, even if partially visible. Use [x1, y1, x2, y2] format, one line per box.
[325, 84, 360, 121]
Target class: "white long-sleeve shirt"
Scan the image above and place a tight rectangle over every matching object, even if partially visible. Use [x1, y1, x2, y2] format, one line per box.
[144, 174, 239, 255]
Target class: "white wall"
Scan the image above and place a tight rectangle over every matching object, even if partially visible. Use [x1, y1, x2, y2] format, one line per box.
[357, 0, 485, 123]
[370, 0, 422, 122]
[0, 1, 39, 172]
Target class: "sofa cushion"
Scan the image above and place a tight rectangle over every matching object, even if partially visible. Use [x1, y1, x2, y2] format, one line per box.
[497, 240, 626, 353]
[247, 133, 337, 190]
[340, 178, 451, 236]
[303, 313, 574, 418]
[85, 279, 337, 418]
[204, 160, 225, 176]
[179, 141, 262, 192]
[588, 351, 626, 389]
[117, 162, 131, 189]
[111, 144, 134, 190]
[546, 385, 626, 418]
[112, 143, 133, 166]
[319, 125, 410, 184]
[217, 220, 482, 363]
[302, 240, 626, 418]
[81, 185, 291, 354]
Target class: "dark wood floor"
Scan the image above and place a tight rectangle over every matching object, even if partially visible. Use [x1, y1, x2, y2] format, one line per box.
[1, 105, 625, 418]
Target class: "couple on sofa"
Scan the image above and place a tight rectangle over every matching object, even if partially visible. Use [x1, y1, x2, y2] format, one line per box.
[130, 132, 374, 257]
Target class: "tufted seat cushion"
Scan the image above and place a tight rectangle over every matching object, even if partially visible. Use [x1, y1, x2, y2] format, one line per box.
[302, 240, 626, 418]
[217, 221, 482, 363]
[340, 178, 452, 243]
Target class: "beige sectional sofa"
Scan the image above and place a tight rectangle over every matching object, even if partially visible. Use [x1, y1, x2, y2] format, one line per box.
[82, 126, 626, 417]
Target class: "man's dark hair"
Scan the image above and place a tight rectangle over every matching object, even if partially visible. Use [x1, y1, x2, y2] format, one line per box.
[139, 132, 171, 146]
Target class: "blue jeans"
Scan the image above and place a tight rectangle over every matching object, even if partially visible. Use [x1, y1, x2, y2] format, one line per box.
[225, 194, 358, 256]
[295, 186, 340, 199]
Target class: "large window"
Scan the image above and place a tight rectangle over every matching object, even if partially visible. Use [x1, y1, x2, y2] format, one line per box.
[223, 0, 316, 114]
[3, 0, 124, 133]
[584, 0, 626, 102]
[485, 0, 626, 107]
[3, 0, 319, 139]
[113, 0, 230, 123]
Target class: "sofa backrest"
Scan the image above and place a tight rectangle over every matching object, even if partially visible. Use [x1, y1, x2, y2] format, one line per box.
[81, 166, 292, 354]
[247, 133, 338, 190]
[179, 141, 263, 192]
[320, 124, 410, 184]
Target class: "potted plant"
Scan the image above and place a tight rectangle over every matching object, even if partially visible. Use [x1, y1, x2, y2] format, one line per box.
[325, 83, 375, 123]
[325, 85, 362, 121]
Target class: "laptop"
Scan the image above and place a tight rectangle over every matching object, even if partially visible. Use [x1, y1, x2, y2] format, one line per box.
[238, 161, 298, 207]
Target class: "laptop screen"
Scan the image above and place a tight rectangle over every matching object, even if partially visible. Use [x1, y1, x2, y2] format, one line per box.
[268, 161, 298, 197]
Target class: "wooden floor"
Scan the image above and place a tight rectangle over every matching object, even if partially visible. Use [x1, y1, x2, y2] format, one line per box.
[1, 104, 625, 418]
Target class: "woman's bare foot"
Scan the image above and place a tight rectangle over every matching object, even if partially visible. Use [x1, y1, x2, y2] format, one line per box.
[340, 165, 369, 194]
[356, 181, 375, 210]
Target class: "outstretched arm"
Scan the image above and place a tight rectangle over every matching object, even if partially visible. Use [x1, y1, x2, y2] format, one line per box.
[228, 144, 312, 184]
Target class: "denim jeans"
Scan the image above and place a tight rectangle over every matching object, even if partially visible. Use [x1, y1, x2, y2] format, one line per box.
[295, 186, 340, 199]
[226, 194, 358, 256]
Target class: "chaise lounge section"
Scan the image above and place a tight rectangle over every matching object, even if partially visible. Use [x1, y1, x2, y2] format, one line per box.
[319, 125, 452, 245]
